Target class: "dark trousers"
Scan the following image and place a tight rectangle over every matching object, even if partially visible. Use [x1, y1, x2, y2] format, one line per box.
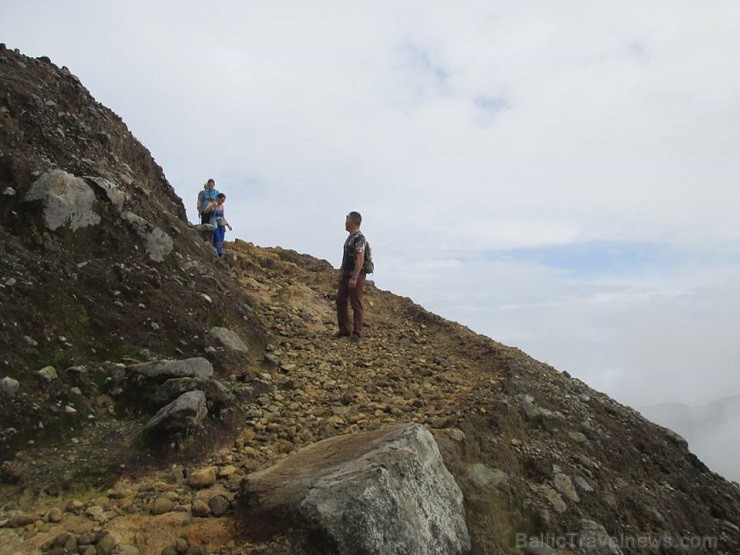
[336, 272, 366, 336]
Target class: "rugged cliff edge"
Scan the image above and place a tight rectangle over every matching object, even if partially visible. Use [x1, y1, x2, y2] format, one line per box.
[0, 45, 738, 554]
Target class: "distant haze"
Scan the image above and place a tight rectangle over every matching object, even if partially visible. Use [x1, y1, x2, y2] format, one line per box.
[640, 396, 740, 482]
[1, 1, 738, 478]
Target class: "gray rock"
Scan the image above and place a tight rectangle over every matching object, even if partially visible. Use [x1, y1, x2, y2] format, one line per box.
[578, 519, 623, 554]
[153, 377, 235, 413]
[541, 485, 567, 513]
[194, 223, 215, 242]
[553, 472, 580, 502]
[466, 463, 507, 489]
[574, 475, 594, 493]
[121, 211, 173, 262]
[209, 327, 249, 353]
[208, 495, 230, 516]
[2, 186, 16, 196]
[520, 394, 564, 426]
[24, 169, 101, 230]
[0, 376, 19, 396]
[84, 176, 127, 210]
[128, 358, 213, 380]
[568, 431, 588, 444]
[143, 391, 208, 442]
[35, 365, 58, 382]
[241, 423, 470, 554]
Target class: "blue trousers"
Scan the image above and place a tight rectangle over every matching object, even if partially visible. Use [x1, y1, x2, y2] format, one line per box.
[213, 225, 226, 256]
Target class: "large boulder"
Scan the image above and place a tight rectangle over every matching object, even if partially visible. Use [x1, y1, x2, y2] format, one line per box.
[210, 326, 249, 354]
[153, 377, 235, 414]
[121, 211, 174, 262]
[239, 423, 470, 555]
[143, 390, 207, 443]
[24, 169, 101, 230]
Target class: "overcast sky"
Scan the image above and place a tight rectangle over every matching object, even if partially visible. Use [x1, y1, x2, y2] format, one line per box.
[2, 1, 739, 464]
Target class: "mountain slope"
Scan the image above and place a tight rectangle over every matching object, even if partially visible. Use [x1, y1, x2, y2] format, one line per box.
[0, 45, 738, 554]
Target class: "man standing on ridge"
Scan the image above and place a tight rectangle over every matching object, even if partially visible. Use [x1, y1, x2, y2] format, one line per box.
[336, 211, 367, 342]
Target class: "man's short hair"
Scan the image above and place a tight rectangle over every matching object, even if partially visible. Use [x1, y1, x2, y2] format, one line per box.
[348, 211, 362, 226]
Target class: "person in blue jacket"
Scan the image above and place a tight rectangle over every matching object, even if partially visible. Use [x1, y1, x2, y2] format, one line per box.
[197, 179, 219, 224]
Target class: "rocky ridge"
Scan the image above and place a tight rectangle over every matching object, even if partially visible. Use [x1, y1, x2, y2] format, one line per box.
[0, 45, 738, 554]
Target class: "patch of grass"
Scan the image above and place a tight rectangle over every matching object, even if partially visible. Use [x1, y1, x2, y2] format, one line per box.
[209, 310, 225, 328]
[47, 295, 93, 353]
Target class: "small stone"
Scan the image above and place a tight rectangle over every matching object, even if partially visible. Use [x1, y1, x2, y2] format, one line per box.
[163, 490, 180, 502]
[9, 512, 39, 527]
[218, 465, 237, 477]
[208, 495, 230, 516]
[4, 277, 16, 286]
[447, 428, 465, 442]
[64, 535, 78, 552]
[66, 499, 84, 511]
[2, 187, 16, 196]
[568, 431, 588, 444]
[187, 467, 216, 488]
[96, 533, 116, 555]
[176, 538, 189, 552]
[542, 485, 567, 513]
[24, 336, 38, 346]
[150, 497, 175, 515]
[467, 463, 507, 489]
[574, 475, 594, 493]
[47, 507, 63, 522]
[0, 376, 19, 396]
[35, 365, 58, 382]
[191, 499, 210, 517]
[82, 547, 98, 555]
[53, 532, 70, 546]
[553, 473, 580, 502]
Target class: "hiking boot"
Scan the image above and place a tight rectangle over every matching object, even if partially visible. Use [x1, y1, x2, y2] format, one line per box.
[350, 334, 362, 343]
[333, 332, 350, 339]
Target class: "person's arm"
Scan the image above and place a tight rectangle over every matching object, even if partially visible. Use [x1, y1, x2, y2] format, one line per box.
[196, 191, 203, 213]
[222, 216, 232, 231]
[349, 250, 364, 288]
